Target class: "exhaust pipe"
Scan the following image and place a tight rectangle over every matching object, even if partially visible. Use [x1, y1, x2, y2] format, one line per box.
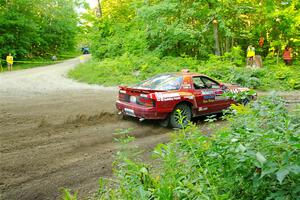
[139, 118, 145, 122]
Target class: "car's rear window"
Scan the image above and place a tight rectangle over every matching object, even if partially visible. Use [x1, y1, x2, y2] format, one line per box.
[135, 74, 183, 90]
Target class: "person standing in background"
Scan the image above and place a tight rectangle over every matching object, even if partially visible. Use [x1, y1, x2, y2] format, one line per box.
[247, 45, 255, 67]
[6, 53, 14, 71]
[283, 46, 292, 65]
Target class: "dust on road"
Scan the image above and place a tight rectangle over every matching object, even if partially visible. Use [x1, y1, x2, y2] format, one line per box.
[0, 56, 169, 200]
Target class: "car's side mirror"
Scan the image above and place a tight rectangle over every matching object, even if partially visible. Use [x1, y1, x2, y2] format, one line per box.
[220, 84, 227, 90]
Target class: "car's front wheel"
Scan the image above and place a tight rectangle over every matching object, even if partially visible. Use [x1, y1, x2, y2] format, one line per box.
[169, 103, 192, 128]
[241, 96, 251, 105]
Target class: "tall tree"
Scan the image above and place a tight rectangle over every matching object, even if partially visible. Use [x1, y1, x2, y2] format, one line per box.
[0, 0, 78, 59]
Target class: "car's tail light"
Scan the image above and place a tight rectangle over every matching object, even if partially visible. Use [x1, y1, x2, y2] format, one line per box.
[119, 91, 129, 102]
[137, 97, 155, 107]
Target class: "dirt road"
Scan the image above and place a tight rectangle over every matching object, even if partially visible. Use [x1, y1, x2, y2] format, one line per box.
[0, 56, 299, 200]
[0, 56, 170, 200]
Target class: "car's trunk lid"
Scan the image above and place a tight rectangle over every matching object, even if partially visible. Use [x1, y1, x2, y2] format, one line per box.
[118, 86, 159, 107]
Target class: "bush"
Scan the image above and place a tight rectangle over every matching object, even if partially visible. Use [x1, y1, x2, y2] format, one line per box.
[69, 53, 200, 86]
[84, 96, 299, 200]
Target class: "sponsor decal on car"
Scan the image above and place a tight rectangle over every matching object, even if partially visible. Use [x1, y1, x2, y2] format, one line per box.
[214, 90, 229, 101]
[182, 82, 192, 89]
[155, 92, 181, 101]
[215, 96, 229, 101]
[202, 90, 215, 95]
[203, 99, 215, 103]
[184, 96, 194, 100]
[215, 90, 223, 95]
[140, 94, 148, 98]
[177, 92, 194, 100]
[203, 95, 215, 100]
[198, 107, 208, 111]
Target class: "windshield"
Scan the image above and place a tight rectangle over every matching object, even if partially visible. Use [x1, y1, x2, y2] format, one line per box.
[135, 74, 183, 90]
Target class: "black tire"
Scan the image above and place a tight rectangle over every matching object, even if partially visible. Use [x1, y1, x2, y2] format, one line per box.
[241, 97, 251, 105]
[169, 103, 192, 128]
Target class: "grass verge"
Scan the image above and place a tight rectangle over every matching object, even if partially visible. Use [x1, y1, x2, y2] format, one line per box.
[69, 53, 300, 91]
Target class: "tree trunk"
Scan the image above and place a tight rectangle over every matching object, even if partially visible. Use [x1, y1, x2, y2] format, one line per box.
[97, 0, 102, 17]
[225, 37, 230, 52]
[213, 22, 221, 56]
[220, 36, 224, 56]
[277, 48, 280, 65]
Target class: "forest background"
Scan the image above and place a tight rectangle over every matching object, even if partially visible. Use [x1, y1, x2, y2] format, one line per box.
[73, 2, 300, 199]
[72, 0, 300, 91]
[0, 0, 80, 61]
[1, 1, 299, 199]
[1, 0, 300, 86]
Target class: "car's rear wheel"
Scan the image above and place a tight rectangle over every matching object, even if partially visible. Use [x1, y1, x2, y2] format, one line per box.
[169, 103, 192, 128]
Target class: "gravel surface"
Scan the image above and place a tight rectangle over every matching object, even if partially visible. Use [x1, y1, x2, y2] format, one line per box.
[0, 56, 170, 200]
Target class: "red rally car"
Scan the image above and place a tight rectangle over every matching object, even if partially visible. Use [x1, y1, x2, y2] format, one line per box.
[116, 71, 256, 128]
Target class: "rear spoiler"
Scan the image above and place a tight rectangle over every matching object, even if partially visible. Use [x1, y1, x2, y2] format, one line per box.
[119, 86, 163, 94]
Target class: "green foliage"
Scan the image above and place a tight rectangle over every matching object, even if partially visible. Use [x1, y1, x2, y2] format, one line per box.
[69, 53, 300, 91]
[0, 0, 78, 59]
[81, 0, 300, 60]
[87, 96, 300, 199]
[223, 89, 256, 104]
[69, 53, 199, 86]
[75, 0, 300, 91]
[62, 189, 77, 200]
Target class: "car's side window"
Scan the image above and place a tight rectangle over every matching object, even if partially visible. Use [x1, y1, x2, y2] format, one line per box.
[200, 77, 220, 89]
[192, 77, 206, 89]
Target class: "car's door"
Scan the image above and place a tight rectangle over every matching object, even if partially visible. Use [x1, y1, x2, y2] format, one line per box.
[192, 76, 226, 114]
[201, 76, 231, 111]
[192, 76, 218, 114]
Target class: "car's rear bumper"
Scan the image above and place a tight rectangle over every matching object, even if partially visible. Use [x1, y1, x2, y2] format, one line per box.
[116, 100, 168, 120]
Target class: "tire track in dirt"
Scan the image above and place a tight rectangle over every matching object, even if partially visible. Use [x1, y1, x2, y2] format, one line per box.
[0, 56, 171, 200]
[0, 105, 170, 200]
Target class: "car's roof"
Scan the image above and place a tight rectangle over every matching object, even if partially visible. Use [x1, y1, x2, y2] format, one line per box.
[159, 72, 209, 77]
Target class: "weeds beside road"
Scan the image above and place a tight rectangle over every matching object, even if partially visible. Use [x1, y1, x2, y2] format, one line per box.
[73, 96, 300, 200]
